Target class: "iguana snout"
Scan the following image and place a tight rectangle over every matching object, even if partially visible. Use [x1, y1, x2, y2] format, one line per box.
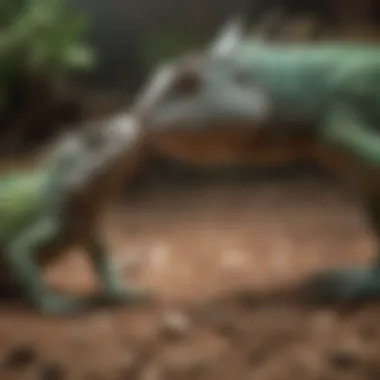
[139, 56, 272, 133]
[137, 17, 273, 134]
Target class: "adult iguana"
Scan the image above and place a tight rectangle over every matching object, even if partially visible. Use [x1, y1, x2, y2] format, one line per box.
[140, 16, 380, 302]
[0, 108, 153, 315]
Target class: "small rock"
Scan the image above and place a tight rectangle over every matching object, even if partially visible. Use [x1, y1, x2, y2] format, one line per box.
[150, 244, 170, 271]
[40, 362, 68, 380]
[159, 311, 191, 342]
[221, 249, 245, 270]
[2, 343, 38, 370]
[328, 349, 360, 370]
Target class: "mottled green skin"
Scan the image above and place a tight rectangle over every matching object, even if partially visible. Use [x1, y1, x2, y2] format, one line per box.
[0, 114, 149, 315]
[148, 41, 380, 301]
[236, 44, 380, 142]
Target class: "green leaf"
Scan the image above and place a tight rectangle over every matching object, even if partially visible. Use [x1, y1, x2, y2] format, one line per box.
[0, 0, 95, 114]
[61, 45, 95, 69]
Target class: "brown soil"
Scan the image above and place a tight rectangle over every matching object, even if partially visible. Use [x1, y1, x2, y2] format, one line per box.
[1, 172, 380, 380]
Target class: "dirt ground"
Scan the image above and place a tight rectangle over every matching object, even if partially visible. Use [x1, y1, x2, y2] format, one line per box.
[1, 170, 380, 380]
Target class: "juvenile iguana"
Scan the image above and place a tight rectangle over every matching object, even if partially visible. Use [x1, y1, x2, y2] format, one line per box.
[140, 17, 380, 302]
[0, 110, 151, 315]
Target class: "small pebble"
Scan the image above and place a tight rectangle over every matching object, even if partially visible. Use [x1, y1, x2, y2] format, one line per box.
[2, 343, 38, 370]
[159, 311, 191, 342]
[221, 249, 245, 270]
[40, 362, 68, 380]
[149, 244, 171, 271]
[328, 349, 360, 370]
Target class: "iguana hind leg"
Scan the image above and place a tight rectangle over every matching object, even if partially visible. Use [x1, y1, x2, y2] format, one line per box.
[6, 218, 90, 315]
[85, 235, 151, 305]
[307, 104, 380, 301]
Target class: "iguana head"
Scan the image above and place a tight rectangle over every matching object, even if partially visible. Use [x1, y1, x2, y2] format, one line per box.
[136, 17, 273, 134]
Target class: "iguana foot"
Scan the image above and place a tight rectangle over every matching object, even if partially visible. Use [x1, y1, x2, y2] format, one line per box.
[104, 286, 152, 305]
[35, 294, 90, 316]
[306, 266, 380, 302]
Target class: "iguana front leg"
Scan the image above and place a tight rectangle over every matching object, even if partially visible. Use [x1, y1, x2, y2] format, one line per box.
[85, 235, 150, 304]
[6, 218, 89, 315]
[322, 105, 380, 167]
[307, 104, 380, 301]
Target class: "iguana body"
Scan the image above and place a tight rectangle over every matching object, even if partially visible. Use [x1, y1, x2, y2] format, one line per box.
[0, 112, 149, 315]
[141, 19, 380, 301]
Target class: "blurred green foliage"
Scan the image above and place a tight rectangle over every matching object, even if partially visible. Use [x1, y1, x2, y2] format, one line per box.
[0, 0, 94, 110]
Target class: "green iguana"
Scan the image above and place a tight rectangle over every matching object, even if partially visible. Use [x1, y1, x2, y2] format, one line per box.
[140, 17, 380, 302]
[0, 110, 153, 315]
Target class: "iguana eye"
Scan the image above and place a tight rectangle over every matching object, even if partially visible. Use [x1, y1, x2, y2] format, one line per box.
[174, 72, 201, 95]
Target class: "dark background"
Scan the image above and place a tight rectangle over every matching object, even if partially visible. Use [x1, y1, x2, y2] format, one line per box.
[70, 0, 380, 95]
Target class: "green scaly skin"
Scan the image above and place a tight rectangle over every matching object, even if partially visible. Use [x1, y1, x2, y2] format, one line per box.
[143, 22, 380, 302]
[0, 113, 150, 315]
